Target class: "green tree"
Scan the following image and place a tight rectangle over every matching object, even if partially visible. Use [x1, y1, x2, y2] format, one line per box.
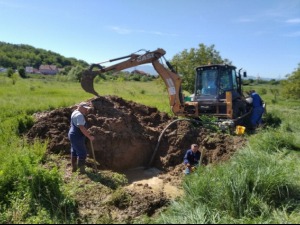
[11, 73, 19, 85]
[0, 42, 89, 69]
[171, 43, 231, 93]
[18, 67, 26, 78]
[67, 65, 84, 82]
[282, 63, 300, 99]
[6, 68, 14, 78]
[270, 88, 279, 103]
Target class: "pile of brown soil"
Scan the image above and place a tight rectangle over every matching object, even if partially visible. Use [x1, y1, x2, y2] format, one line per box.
[27, 96, 244, 172]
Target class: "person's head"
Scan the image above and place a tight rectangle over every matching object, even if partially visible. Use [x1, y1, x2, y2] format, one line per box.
[249, 90, 256, 94]
[191, 144, 199, 152]
[78, 102, 92, 115]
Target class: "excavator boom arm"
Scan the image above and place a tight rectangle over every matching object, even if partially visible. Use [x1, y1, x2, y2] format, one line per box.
[81, 48, 185, 115]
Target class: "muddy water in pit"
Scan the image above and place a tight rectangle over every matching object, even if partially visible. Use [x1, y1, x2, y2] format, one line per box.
[124, 167, 184, 199]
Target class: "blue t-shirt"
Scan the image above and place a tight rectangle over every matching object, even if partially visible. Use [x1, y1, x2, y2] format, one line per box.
[184, 149, 201, 165]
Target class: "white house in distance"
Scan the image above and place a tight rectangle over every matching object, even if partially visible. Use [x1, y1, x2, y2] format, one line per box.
[39, 65, 59, 75]
[26, 66, 41, 74]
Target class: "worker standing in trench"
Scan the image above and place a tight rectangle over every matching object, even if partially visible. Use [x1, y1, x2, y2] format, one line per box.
[183, 144, 201, 175]
[68, 102, 95, 174]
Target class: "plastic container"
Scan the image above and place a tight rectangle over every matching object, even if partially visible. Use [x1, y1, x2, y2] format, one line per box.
[236, 125, 246, 135]
[184, 96, 192, 102]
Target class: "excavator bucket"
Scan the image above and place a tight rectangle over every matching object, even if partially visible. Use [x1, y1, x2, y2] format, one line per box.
[81, 70, 100, 97]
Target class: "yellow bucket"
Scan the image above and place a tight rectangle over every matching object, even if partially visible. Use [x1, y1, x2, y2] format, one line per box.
[236, 125, 246, 135]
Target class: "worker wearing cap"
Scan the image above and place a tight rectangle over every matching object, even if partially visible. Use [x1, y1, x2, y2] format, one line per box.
[183, 144, 201, 175]
[68, 102, 95, 174]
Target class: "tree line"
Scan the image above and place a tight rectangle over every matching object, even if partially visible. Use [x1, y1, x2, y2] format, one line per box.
[0, 41, 88, 69]
[1, 41, 299, 99]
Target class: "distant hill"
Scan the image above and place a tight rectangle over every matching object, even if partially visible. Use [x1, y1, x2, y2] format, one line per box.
[0, 41, 88, 69]
[244, 75, 277, 81]
[124, 65, 158, 76]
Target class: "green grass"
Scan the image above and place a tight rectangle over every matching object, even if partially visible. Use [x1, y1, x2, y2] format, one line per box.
[1, 75, 300, 223]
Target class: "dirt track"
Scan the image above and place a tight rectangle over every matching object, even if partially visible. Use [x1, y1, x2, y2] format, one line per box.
[27, 96, 246, 222]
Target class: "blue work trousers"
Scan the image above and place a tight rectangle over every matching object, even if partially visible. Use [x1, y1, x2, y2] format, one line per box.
[251, 106, 264, 127]
[68, 125, 87, 161]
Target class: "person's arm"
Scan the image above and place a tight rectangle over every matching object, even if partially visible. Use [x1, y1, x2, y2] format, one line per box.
[195, 151, 201, 164]
[79, 125, 95, 141]
[183, 151, 191, 167]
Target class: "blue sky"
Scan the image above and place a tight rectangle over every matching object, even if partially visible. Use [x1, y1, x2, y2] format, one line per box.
[0, 0, 299, 79]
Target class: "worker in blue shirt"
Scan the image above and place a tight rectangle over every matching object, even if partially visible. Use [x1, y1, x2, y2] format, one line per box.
[249, 90, 264, 129]
[183, 144, 201, 175]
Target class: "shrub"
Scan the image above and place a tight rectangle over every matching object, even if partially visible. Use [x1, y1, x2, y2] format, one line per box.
[263, 113, 282, 128]
[260, 88, 267, 95]
[17, 115, 34, 135]
[282, 63, 300, 99]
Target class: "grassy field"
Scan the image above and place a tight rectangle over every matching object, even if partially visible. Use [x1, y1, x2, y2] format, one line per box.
[1, 74, 300, 223]
[0, 75, 173, 223]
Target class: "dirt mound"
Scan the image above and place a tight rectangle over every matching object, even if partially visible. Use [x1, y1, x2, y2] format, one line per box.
[27, 96, 245, 172]
[27, 96, 246, 222]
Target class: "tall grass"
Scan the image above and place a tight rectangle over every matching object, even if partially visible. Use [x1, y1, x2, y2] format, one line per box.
[157, 88, 300, 224]
[0, 141, 77, 223]
[158, 144, 300, 223]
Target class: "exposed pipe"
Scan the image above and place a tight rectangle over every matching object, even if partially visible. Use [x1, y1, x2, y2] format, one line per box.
[147, 114, 247, 168]
[147, 118, 200, 168]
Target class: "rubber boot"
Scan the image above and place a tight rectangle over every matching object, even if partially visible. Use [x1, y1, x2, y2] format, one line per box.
[71, 157, 78, 173]
[78, 159, 86, 174]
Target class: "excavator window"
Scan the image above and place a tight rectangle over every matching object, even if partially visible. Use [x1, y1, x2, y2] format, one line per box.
[195, 69, 218, 96]
[195, 65, 240, 100]
[219, 68, 238, 93]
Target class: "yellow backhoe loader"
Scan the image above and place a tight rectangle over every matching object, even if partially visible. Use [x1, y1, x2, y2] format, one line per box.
[81, 48, 252, 128]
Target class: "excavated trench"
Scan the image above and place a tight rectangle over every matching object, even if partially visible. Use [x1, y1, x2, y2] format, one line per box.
[26, 96, 246, 221]
[27, 96, 245, 173]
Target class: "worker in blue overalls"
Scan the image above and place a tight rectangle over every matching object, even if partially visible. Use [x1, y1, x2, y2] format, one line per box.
[249, 90, 264, 129]
[68, 102, 95, 174]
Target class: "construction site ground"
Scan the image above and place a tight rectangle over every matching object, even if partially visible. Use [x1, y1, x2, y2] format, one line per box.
[27, 96, 246, 223]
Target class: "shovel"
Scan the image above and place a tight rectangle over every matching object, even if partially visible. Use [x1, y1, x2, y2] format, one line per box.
[90, 140, 98, 172]
[199, 148, 207, 167]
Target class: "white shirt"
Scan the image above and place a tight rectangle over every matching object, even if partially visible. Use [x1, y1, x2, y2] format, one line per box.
[71, 110, 86, 127]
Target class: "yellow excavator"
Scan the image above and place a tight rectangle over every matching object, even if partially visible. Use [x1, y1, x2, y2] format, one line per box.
[81, 48, 252, 128]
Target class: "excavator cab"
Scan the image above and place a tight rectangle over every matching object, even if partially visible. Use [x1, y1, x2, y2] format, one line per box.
[193, 64, 249, 120]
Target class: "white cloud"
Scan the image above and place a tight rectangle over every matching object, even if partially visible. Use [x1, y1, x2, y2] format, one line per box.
[109, 26, 132, 35]
[286, 18, 300, 24]
[108, 26, 178, 37]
